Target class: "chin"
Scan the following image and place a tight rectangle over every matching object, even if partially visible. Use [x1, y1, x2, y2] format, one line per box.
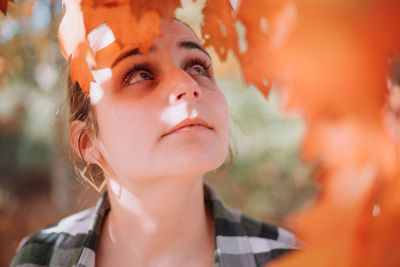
[160, 144, 228, 176]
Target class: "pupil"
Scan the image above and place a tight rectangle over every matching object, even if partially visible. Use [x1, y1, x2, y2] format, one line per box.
[195, 66, 203, 75]
[140, 72, 149, 79]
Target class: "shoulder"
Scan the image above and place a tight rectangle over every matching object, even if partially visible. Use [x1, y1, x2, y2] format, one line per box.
[205, 183, 299, 267]
[221, 205, 299, 266]
[10, 207, 96, 267]
[240, 211, 298, 248]
[239, 211, 299, 264]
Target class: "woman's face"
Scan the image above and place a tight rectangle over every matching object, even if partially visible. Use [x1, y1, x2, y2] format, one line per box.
[92, 19, 229, 183]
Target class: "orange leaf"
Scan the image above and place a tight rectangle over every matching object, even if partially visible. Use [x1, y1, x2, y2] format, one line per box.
[236, 0, 296, 96]
[128, 0, 180, 20]
[266, 1, 400, 266]
[0, 0, 13, 15]
[93, 0, 180, 20]
[201, 0, 238, 61]
[59, 0, 182, 93]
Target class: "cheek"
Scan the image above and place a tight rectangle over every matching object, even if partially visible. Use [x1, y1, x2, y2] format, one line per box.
[216, 90, 229, 126]
[94, 101, 156, 176]
[209, 89, 230, 151]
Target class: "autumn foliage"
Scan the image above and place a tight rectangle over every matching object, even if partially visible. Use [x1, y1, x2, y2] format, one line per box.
[215, 2, 400, 266]
[2, 0, 400, 266]
[0, 0, 12, 15]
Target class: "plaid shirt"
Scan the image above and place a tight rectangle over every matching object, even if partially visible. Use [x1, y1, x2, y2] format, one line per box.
[10, 183, 298, 267]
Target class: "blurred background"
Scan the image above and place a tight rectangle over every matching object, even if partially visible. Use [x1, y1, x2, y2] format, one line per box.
[0, 0, 316, 265]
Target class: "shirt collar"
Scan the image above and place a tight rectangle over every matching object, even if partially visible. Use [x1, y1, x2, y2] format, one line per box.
[77, 182, 262, 267]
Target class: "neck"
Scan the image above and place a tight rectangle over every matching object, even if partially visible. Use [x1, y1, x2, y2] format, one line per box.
[97, 175, 215, 266]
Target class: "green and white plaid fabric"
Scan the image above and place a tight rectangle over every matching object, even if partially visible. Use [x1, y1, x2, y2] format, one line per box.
[10, 183, 298, 267]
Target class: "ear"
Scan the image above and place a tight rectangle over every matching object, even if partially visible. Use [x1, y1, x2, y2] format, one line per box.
[70, 120, 101, 164]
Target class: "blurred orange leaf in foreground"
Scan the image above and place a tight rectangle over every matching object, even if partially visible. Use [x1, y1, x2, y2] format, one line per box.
[203, 0, 400, 266]
[0, 0, 13, 15]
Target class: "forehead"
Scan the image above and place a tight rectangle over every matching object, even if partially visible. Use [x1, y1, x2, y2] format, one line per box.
[59, 0, 203, 93]
[89, 18, 201, 69]
[161, 19, 199, 39]
[153, 18, 201, 48]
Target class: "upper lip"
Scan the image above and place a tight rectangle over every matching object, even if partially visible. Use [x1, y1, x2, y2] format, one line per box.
[162, 117, 213, 137]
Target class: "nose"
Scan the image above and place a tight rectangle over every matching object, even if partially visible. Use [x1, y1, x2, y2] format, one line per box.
[168, 67, 201, 103]
[176, 88, 200, 100]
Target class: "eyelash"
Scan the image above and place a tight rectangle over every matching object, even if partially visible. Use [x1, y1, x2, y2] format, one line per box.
[121, 57, 214, 86]
[122, 63, 153, 85]
[184, 57, 214, 78]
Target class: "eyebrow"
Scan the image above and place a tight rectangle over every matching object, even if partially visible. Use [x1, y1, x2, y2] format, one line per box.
[111, 48, 141, 68]
[179, 41, 211, 59]
[111, 41, 210, 68]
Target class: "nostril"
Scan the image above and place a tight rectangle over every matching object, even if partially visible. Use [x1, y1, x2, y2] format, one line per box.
[175, 89, 199, 101]
[177, 92, 185, 100]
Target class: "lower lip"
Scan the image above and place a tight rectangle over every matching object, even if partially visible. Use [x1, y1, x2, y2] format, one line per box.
[170, 125, 210, 135]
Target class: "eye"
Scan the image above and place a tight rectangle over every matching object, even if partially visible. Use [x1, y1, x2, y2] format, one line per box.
[126, 71, 153, 85]
[184, 57, 213, 78]
[187, 65, 206, 76]
[122, 63, 154, 86]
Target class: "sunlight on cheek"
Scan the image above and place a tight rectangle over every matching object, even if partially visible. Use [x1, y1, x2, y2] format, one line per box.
[92, 67, 112, 83]
[109, 178, 156, 234]
[89, 68, 112, 104]
[86, 23, 116, 104]
[191, 109, 199, 118]
[160, 101, 200, 127]
[89, 82, 104, 104]
[161, 101, 189, 126]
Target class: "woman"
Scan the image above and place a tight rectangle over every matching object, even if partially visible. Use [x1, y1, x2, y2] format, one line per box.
[10, 2, 298, 266]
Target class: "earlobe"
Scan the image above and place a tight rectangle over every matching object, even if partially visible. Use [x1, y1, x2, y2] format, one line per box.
[70, 120, 101, 164]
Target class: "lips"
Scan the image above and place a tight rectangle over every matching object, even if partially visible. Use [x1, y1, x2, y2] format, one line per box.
[162, 117, 213, 137]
